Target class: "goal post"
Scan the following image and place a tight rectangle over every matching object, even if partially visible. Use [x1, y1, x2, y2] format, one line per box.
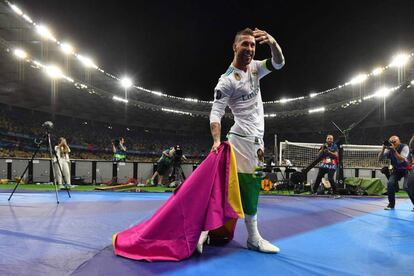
[279, 140, 389, 169]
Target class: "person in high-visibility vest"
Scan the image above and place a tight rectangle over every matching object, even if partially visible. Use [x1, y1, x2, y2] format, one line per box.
[112, 137, 127, 162]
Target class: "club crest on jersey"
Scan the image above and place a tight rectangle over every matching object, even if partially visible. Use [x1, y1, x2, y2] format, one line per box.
[251, 70, 258, 76]
[234, 72, 241, 81]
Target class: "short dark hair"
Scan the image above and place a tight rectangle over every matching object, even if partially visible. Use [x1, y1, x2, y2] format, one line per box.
[235, 28, 254, 43]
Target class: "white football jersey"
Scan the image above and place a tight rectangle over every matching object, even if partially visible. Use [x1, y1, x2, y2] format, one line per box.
[210, 59, 282, 138]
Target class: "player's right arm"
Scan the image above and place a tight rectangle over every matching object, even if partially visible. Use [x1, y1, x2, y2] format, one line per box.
[210, 122, 221, 153]
[210, 77, 232, 153]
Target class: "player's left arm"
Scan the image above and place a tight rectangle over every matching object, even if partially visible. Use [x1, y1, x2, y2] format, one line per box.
[254, 28, 285, 71]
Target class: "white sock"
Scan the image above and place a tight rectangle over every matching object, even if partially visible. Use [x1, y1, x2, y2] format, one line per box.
[198, 231, 209, 245]
[245, 214, 262, 243]
[197, 231, 209, 253]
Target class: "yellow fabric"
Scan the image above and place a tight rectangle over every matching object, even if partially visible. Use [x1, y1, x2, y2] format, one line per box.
[227, 144, 245, 218]
[112, 233, 117, 249]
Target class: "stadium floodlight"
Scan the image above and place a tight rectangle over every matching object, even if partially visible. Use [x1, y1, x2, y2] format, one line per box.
[363, 94, 375, 100]
[184, 97, 198, 102]
[22, 14, 33, 23]
[10, 4, 23, 15]
[112, 95, 129, 103]
[309, 107, 325, 114]
[389, 53, 410, 67]
[60, 42, 74, 55]
[152, 91, 163, 96]
[264, 113, 277, 118]
[32, 60, 43, 68]
[44, 65, 63, 79]
[279, 98, 289, 104]
[77, 55, 98, 69]
[374, 87, 391, 98]
[120, 77, 133, 89]
[372, 67, 384, 76]
[161, 108, 192, 115]
[13, 48, 27, 59]
[411, 80, 414, 85]
[309, 93, 317, 98]
[64, 76, 74, 83]
[36, 25, 56, 41]
[350, 73, 368, 85]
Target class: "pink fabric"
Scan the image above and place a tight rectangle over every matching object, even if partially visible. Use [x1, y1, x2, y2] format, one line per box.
[113, 142, 239, 261]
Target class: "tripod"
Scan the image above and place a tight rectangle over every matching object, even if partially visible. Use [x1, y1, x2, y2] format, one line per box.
[8, 131, 71, 204]
[169, 162, 186, 188]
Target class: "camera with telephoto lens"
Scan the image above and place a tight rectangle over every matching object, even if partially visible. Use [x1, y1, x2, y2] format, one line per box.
[172, 145, 183, 165]
[42, 121, 54, 131]
[321, 143, 329, 154]
[383, 140, 392, 148]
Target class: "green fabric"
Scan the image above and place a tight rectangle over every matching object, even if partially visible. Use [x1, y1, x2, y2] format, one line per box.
[345, 177, 385, 195]
[158, 150, 173, 165]
[238, 172, 261, 215]
[113, 153, 126, 161]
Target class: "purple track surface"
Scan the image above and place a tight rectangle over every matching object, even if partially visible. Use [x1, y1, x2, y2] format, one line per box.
[1, 191, 413, 275]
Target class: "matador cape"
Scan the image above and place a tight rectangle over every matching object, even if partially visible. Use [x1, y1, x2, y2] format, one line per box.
[113, 142, 244, 261]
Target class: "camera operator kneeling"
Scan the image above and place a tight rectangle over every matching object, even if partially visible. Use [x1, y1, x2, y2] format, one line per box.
[149, 145, 185, 186]
[378, 135, 414, 210]
[312, 134, 340, 198]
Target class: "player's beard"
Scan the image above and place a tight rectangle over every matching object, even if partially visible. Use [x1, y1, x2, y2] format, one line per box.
[238, 51, 253, 67]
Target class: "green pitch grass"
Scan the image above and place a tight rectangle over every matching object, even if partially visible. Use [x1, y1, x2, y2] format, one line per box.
[0, 183, 409, 197]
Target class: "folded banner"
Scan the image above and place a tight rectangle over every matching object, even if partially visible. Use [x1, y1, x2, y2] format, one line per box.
[113, 142, 244, 261]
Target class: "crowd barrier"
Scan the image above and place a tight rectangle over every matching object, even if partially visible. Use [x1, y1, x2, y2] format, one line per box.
[1, 158, 396, 187]
[0, 157, 197, 184]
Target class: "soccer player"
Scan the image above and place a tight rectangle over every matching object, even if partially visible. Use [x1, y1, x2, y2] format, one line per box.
[208, 27, 285, 253]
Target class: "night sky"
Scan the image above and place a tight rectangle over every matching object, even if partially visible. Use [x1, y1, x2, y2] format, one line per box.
[16, 0, 414, 101]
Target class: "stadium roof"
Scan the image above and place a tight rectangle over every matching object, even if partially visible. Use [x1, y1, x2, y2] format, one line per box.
[0, 1, 414, 135]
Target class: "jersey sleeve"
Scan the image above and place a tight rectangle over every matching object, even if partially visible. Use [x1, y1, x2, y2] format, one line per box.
[256, 59, 285, 80]
[209, 77, 233, 124]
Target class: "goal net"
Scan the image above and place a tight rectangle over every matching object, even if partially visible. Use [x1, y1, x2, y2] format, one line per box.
[279, 141, 389, 168]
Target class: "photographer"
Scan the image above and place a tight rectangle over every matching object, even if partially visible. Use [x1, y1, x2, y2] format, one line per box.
[312, 134, 340, 198]
[406, 135, 414, 212]
[112, 137, 127, 162]
[54, 137, 72, 189]
[378, 135, 414, 210]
